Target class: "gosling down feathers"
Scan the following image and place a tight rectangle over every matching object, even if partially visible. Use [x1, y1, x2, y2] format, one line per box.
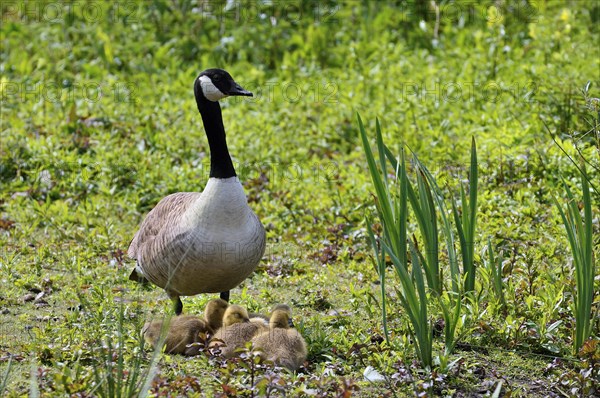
[142, 315, 209, 356]
[251, 307, 307, 371]
[142, 298, 229, 356]
[128, 69, 266, 314]
[209, 305, 268, 358]
[204, 298, 229, 331]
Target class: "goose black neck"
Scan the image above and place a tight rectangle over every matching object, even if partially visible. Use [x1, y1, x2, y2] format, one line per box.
[195, 94, 236, 179]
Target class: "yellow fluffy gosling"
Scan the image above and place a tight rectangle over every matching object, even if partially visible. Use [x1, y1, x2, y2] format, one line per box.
[209, 305, 268, 358]
[142, 315, 209, 356]
[142, 298, 230, 356]
[204, 298, 229, 332]
[251, 307, 307, 371]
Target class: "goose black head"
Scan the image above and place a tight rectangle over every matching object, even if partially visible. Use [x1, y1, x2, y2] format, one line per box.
[194, 68, 253, 102]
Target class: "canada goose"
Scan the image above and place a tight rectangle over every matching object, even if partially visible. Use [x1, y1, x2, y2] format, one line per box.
[251, 307, 307, 371]
[128, 69, 266, 314]
[209, 304, 267, 358]
[142, 315, 209, 356]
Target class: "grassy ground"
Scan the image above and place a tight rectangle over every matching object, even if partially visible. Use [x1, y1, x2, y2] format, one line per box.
[1, 1, 599, 396]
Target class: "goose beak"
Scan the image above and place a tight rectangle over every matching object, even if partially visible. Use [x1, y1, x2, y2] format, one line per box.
[228, 83, 253, 97]
[288, 318, 295, 328]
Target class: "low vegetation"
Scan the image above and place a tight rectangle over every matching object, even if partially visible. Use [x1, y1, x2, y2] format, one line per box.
[1, 1, 598, 396]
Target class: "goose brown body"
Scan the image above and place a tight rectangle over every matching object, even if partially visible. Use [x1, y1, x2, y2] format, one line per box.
[128, 180, 265, 296]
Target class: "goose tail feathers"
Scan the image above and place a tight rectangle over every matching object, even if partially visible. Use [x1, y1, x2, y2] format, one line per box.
[129, 264, 148, 284]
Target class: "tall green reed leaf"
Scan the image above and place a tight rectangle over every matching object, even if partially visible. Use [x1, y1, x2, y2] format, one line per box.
[359, 114, 432, 367]
[407, 168, 441, 295]
[1, 357, 12, 397]
[361, 112, 408, 344]
[359, 115, 480, 364]
[439, 290, 462, 356]
[411, 153, 464, 355]
[358, 115, 396, 249]
[554, 163, 595, 354]
[382, 146, 443, 295]
[384, 239, 432, 368]
[486, 238, 506, 312]
[391, 149, 462, 294]
[451, 137, 478, 292]
[366, 217, 391, 344]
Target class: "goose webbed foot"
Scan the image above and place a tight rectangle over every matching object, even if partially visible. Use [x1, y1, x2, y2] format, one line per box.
[220, 291, 230, 302]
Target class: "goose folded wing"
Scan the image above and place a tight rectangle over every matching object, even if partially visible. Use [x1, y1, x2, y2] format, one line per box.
[128, 192, 200, 259]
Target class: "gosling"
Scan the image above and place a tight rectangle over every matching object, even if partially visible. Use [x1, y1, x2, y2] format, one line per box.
[204, 298, 229, 332]
[142, 315, 209, 356]
[209, 305, 268, 358]
[251, 307, 307, 371]
[249, 304, 293, 326]
[143, 298, 229, 356]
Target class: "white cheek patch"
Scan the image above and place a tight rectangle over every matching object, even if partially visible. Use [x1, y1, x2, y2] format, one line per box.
[199, 75, 227, 101]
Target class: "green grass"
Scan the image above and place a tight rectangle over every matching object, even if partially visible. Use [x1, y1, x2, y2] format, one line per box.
[1, 0, 599, 396]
